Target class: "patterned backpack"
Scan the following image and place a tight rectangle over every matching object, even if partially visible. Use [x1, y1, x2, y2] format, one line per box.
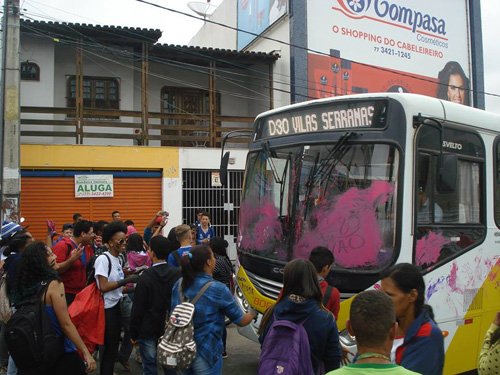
[157, 281, 213, 369]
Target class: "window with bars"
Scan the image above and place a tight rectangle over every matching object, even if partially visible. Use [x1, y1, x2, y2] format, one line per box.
[182, 169, 244, 241]
[20, 62, 40, 81]
[66, 76, 119, 118]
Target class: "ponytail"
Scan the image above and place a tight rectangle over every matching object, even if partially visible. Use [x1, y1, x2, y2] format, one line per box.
[180, 245, 212, 291]
[180, 253, 195, 291]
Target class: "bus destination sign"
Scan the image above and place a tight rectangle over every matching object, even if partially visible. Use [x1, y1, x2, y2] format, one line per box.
[256, 100, 387, 139]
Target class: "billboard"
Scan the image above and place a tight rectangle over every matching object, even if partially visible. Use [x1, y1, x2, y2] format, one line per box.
[306, 0, 471, 105]
[238, 0, 288, 50]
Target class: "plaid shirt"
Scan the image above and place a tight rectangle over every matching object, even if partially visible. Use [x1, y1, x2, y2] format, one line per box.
[171, 273, 243, 366]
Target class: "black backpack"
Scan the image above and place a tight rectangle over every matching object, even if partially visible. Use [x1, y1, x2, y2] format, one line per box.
[5, 281, 64, 371]
[86, 253, 112, 285]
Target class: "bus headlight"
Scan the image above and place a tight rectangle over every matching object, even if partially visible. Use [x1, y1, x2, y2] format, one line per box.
[235, 284, 249, 312]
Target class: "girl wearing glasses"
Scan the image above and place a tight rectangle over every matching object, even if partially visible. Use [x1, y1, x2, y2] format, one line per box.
[94, 222, 139, 375]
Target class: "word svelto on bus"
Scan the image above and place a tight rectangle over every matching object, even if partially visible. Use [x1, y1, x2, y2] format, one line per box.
[256, 100, 388, 139]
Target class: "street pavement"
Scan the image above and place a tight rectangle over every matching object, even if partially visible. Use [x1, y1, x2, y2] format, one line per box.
[95, 325, 260, 374]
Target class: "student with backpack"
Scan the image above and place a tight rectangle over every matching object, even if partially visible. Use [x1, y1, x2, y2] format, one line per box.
[168, 245, 257, 374]
[258, 259, 342, 375]
[7, 241, 96, 374]
[94, 222, 139, 375]
[309, 246, 340, 320]
[130, 236, 180, 375]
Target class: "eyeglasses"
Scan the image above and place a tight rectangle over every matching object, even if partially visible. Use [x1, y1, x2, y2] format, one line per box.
[116, 238, 126, 245]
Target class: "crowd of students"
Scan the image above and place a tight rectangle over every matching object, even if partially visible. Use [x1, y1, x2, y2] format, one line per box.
[0, 209, 498, 375]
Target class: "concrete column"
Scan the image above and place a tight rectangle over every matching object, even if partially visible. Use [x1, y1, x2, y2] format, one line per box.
[1, 0, 21, 223]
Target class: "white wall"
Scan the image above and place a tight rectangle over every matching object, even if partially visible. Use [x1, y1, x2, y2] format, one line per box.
[20, 37, 56, 144]
[189, 0, 292, 109]
[248, 19, 291, 109]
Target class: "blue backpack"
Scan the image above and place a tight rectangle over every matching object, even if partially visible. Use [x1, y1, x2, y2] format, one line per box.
[258, 316, 314, 375]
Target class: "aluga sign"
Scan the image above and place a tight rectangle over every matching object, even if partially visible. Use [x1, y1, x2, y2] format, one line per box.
[74, 174, 114, 198]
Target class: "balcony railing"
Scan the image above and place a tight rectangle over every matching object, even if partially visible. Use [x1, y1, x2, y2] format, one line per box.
[20, 106, 254, 147]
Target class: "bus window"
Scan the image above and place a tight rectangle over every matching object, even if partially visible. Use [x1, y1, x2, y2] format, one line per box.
[415, 128, 485, 270]
[293, 143, 398, 270]
[239, 148, 293, 261]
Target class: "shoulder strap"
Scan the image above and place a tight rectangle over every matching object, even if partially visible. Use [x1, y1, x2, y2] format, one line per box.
[322, 285, 333, 307]
[191, 281, 213, 304]
[178, 280, 213, 304]
[39, 280, 52, 306]
[103, 253, 112, 277]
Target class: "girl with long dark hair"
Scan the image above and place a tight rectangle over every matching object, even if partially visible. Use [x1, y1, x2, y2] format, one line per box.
[258, 259, 342, 374]
[209, 237, 233, 358]
[12, 241, 96, 374]
[170, 245, 256, 375]
[380, 263, 444, 375]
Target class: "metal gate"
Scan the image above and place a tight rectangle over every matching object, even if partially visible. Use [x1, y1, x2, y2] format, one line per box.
[182, 169, 244, 241]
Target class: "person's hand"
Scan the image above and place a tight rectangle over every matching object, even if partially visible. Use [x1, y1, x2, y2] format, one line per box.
[130, 338, 137, 345]
[83, 351, 96, 373]
[160, 217, 168, 228]
[70, 245, 84, 260]
[127, 274, 140, 284]
[46, 220, 56, 235]
[123, 267, 134, 276]
[494, 311, 500, 326]
[248, 307, 258, 320]
[118, 274, 140, 287]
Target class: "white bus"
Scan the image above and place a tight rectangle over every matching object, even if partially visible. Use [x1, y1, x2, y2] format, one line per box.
[224, 93, 500, 374]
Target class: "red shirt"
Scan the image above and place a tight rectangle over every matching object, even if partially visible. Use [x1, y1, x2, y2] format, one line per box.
[52, 238, 93, 294]
[319, 279, 340, 320]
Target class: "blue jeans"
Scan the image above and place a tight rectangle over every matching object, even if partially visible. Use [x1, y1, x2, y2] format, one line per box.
[180, 355, 222, 375]
[138, 339, 175, 375]
[118, 295, 133, 363]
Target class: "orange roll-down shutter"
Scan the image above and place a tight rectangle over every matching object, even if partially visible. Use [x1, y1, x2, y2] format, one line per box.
[20, 176, 162, 242]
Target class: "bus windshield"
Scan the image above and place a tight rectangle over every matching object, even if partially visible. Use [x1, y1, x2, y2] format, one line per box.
[239, 141, 399, 271]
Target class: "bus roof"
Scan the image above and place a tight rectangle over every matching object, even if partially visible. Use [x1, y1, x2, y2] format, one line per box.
[256, 93, 500, 134]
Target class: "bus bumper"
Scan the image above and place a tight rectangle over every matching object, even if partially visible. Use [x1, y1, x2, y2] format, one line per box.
[234, 283, 261, 343]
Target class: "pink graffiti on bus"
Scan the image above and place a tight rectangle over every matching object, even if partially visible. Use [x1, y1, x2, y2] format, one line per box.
[294, 180, 394, 267]
[415, 232, 450, 267]
[239, 196, 283, 252]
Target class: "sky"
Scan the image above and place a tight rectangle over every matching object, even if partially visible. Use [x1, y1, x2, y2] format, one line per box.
[10, 0, 500, 114]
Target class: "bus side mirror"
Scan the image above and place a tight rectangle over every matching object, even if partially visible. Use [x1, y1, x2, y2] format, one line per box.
[220, 151, 230, 187]
[437, 154, 457, 193]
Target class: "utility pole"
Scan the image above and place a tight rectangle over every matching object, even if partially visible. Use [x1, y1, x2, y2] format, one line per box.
[0, 0, 21, 224]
